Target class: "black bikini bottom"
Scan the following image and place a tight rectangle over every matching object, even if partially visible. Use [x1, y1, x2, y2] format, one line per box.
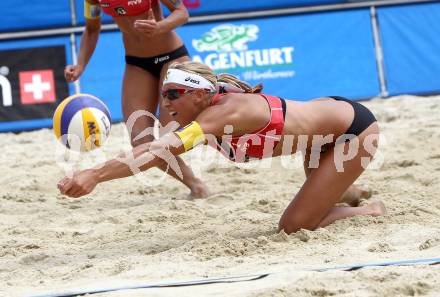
[329, 96, 377, 138]
[125, 45, 189, 78]
[279, 97, 287, 120]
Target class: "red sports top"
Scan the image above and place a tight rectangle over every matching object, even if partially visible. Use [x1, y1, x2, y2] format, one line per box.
[209, 93, 285, 163]
[98, 0, 158, 17]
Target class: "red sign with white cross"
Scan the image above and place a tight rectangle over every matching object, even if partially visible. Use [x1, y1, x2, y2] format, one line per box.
[19, 70, 56, 104]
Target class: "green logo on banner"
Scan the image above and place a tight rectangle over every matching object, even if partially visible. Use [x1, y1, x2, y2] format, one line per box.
[191, 23, 295, 81]
[192, 24, 258, 52]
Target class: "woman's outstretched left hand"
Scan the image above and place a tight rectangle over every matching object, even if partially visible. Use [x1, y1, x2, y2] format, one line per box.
[134, 9, 162, 37]
[58, 169, 99, 198]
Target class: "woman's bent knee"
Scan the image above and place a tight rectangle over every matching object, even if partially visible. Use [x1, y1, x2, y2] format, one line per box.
[278, 216, 317, 235]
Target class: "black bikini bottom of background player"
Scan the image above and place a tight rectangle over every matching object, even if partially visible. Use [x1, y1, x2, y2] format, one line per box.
[125, 45, 189, 78]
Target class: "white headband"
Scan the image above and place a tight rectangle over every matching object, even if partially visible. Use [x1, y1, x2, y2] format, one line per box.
[163, 69, 216, 91]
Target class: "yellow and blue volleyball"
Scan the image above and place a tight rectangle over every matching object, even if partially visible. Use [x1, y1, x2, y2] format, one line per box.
[53, 93, 111, 152]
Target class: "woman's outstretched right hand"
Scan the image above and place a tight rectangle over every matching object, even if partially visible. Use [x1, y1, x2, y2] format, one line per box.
[64, 65, 84, 82]
[58, 169, 99, 198]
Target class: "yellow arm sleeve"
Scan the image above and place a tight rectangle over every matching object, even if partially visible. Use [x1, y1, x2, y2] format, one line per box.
[84, 0, 102, 19]
[174, 121, 206, 152]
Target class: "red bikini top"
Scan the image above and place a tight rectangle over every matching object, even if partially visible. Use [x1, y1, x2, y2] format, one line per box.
[209, 93, 285, 163]
[98, 0, 158, 17]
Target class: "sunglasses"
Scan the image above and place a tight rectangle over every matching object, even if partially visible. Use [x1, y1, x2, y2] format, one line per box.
[161, 88, 195, 101]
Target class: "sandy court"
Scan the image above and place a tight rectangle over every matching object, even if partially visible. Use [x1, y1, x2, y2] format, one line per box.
[1, 95, 440, 297]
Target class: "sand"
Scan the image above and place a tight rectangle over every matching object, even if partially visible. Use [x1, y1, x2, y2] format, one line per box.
[1, 95, 439, 297]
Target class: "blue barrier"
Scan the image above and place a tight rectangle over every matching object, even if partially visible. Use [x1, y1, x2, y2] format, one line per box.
[0, 0, 71, 33]
[377, 3, 440, 96]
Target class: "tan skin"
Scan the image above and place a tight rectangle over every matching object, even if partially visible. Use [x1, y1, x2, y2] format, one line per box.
[64, 0, 208, 198]
[58, 82, 387, 234]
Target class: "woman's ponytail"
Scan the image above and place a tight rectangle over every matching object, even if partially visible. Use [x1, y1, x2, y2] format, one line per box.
[217, 73, 263, 93]
[169, 61, 263, 94]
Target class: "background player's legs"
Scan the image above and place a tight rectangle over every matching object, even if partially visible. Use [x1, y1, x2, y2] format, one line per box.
[122, 63, 208, 198]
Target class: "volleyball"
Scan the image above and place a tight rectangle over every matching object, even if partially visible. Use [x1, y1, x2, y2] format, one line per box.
[53, 93, 112, 152]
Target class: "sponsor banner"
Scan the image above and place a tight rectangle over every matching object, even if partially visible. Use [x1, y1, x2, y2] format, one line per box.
[0, 37, 72, 132]
[378, 3, 440, 96]
[176, 9, 380, 100]
[0, 46, 68, 121]
[76, 31, 125, 122]
[0, 0, 71, 32]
